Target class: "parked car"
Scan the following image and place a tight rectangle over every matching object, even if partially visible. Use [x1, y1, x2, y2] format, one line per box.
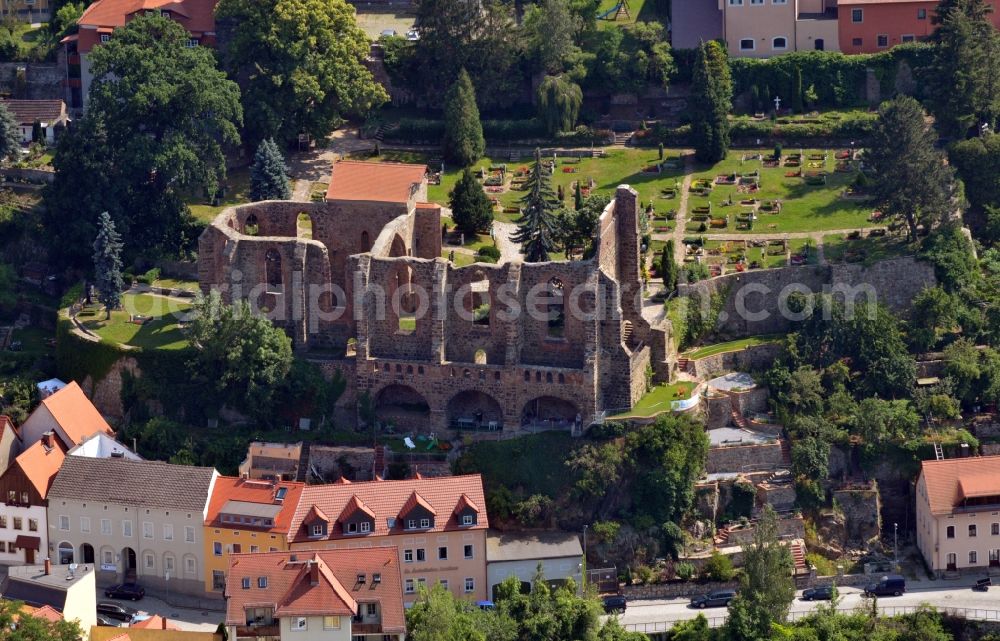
[690, 589, 736, 609]
[96, 614, 120, 627]
[863, 574, 906, 597]
[380, 29, 397, 38]
[602, 594, 627, 614]
[801, 586, 835, 601]
[104, 583, 145, 600]
[96, 602, 138, 622]
[406, 29, 420, 40]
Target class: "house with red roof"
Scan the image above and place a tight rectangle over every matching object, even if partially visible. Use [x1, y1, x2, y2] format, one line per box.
[916, 455, 1000, 575]
[18, 381, 114, 451]
[224, 548, 405, 641]
[287, 474, 489, 604]
[203, 476, 304, 594]
[0, 431, 65, 565]
[61, 0, 218, 111]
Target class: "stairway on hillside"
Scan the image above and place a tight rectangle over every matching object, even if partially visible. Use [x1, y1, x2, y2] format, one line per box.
[780, 439, 791, 466]
[373, 445, 386, 480]
[790, 541, 807, 572]
[676, 357, 691, 374]
[728, 394, 748, 429]
[295, 442, 311, 483]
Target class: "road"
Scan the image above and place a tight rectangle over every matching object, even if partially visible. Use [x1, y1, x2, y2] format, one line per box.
[614, 580, 1000, 632]
[100, 593, 223, 632]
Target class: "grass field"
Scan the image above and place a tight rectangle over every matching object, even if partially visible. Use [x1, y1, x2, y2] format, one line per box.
[77, 293, 192, 350]
[187, 167, 251, 223]
[685, 334, 784, 360]
[689, 149, 872, 234]
[822, 232, 914, 265]
[611, 381, 697, 418]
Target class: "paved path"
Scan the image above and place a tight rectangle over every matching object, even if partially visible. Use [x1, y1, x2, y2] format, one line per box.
[671, 153, 696, 264]
[291, 179, 312, 202]
[493, 221, 522, 264]
[657, 226, 886, 266]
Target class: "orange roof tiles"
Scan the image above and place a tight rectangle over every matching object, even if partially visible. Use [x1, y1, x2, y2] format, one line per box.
[325, 161, 427, 204]
[339, 495, 376, 522]
[225, 548, 404, 634]
[0, 415, 19, 440]
[399, 490, 436, 518]
[25, 605, 62, 622]
[205, 476, 304, 533]
[920, 456, 1000, 515]
[40, 381, 114, 447]
[11, 437, 66, 499]
[78, 0, 216, 32]
[454, 493, 480, 515]
[288, 474, 487, 542]
[130, 616, 181, 630]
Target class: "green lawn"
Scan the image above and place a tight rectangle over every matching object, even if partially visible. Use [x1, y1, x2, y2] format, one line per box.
[689, 149, 872, 234]
[685, 334, 784, 360]
[611, 381, 697, 418]
[187, 166, 251, 223]
[9, 326, 54, 357]
[153, 278, 199, 291]
[822, 232, 914, 265]
[77, 293, 192, 350]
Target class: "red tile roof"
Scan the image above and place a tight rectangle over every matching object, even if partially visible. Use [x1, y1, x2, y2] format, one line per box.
[288, 475, 487, 542]
[338, 495, 376, 522]
[225, 548, 404, 634]
[40, 381, 114, 447]
[399, 490, 436, 517]
[454, 493, 480, 515]
[0, 100, 66, 126]
[130, 616, 181, 630]
[325, 161, 427, 204]
[25, 605, 62, 622]
[0, 415, 19, 440]
[11, 437, 67, 499]
[205, 476, 304, 533]
[78, 0, 216, 33]
[920, 456, 1000, 515]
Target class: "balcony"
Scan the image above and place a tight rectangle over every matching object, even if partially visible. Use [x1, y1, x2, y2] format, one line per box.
[352, 622, 385, 634]
[234, 624, 279, 639]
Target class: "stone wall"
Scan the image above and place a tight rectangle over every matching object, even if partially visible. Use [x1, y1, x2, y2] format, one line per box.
[623, 579, 740, 600]
[306, 445, 377, 482]
[689, 343, 784, 379]
[79, 355, 140, 420]
[706, 441, 785, 474]
[832, 485, 882, 547]
[678, 257, 937, 341]
[0, 62, 64, 100]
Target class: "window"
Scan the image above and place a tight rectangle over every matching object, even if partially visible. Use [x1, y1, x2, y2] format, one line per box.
[347, 522, 357, 534]
[772, 37, 788, 50]
[917, 8, 927, 18]
[728, 0, 742, 4]
[852, 38, 863, 46]
[462, 514, 474, 526]
[241, 577, 251, 589]
[772, 0, 787, 3]
[212, 570, 226, 591]
[101, 519, 111, 535]
[851, 8, 863, 22]
[6, 491, 13, 503]
[144, 552, 155, 569]
[186, 557, 197, 574]
[258, 576, 268, 588]
[143, 522, 154, 539]
[164, 555, 174, 572]
[407, 520, 416, 530]
[739, 39, 755, 51]
[750, 0, 763, 4]
[233, 543, 242, 554]
[464, 577, 475, 593]
[213, 542, 223, 556]
[440, 579, 449, 591]
[420, 518, 430, 529]
[901, 34, 915, 43]
[404, 549, 413, 563]
[80, 517, 90, 533]
[291, 618, 307, 631]
[28, 519, 37, 532]
[100, 34, 110, 42]
[366, 603, 377, 616]
[360, 521, 371, 533]
[12, 518, 21, 530]
[405, 579, 415, 593]
[323, 616, 341, 630]
[438, 546, 448, 560]
[947, 525, 956, 539]
[20, 492, 27, 504]
[970, 551, 979, 564]
[250, 545, 259, 553]
[160, 9, 169, 16]
[163, 524, 173, 541]
[876, 34, 889, 48]
[418, 578, 426, 588]
[970, 524, 978, 537]
[186, 38, 200, 47]
[416, 548, 426, 562]
[992, 523, 999, 536]
[185, 526, 195, 543]
[122, 520, 132, 537]
[464, 544, 474, 559]
[103, 550, 113, 565]
[59, 515, 69, 531]
[311, 524, 324, 536]
[0, 516, 6, 528]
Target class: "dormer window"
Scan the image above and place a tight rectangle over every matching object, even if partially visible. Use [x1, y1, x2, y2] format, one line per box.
[462, 514, 474, 526]
[407, 519, 416, 530]
[257, 576, 267, 588]
[347, 522, 358, 534]
[100, 34, 110, 43]
[160, 9, 169, 17]
[420, 518, 430, 528]
[242, 578, 250, 589]
[311, 524, 325, 537]
[360, 521, 371, 533]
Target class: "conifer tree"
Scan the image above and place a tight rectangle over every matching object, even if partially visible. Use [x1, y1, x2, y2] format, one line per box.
[0, 103, 19, 161]
[249, 138, 291, 201]
[690, 41, 732, 163]
[661, 240, 678, 292]
[449, 168, 493, 235]
[574, 181, 583, 210]
[443, 69, 485, 166]
[792, 68, 804, 113]
[92, 211, 124, 320]
[511, 148, 558, 262]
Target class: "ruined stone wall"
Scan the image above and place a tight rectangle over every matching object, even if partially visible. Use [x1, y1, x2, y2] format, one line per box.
[306, 445, 376, 482]
[690, 343, 785, 379]
[706, 441, 785, 474]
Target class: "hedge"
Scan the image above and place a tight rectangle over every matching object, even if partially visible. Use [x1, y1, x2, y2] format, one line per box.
[649, 110, 877, 146]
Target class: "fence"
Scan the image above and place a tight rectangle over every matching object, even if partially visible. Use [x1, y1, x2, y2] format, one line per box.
[622, 606, 1000, 633]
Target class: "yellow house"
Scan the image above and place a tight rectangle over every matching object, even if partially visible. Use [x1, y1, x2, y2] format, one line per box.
[203, 476, 304, 593]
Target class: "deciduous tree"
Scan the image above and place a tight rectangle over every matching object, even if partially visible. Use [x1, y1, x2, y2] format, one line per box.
[250, 138, 291, 201]
[216, 0, 387, 146]
[537, 75, 583, 135]
[0, 102, 19, 161]
[443, 69, 485, 167]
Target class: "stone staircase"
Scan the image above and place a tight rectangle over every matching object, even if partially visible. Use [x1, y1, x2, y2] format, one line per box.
[676, 357, 691, 374]
[729, 394, 748, 429]
[780, 439, 791, 466]
[713, 526, 731, 546]
[622, 321, 634, 346]
[373, 445, 386, 479]
[295, 442, 311, 483]
[612, 131, 633, 147]
[790, 540, 807, 573]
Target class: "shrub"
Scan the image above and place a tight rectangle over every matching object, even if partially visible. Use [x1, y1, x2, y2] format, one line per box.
[676, 562, 696, 581]
[591, 520, 621, 544]
[633, 564, 655, 585]
[477, 245, 501, 262]
[588, 420, 628, 439]
[136, 267, 161, 285]
[704, 551, 735, 582]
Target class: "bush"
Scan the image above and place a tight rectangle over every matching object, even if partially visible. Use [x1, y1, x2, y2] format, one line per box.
[389, 118, 445, 142]
[633, 564, 655, 585]
[676, 562, 696, 581]
[587, 420, 628, 439]
[476, 245, 501, 263]
[136, 267, 161, 285]
[704, 551, 735, 582]
[482, 118, 546, 141]
[591, 520, 621, 544]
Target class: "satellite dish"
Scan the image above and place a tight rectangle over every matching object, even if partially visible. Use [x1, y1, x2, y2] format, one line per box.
[69, 563, 78, 571]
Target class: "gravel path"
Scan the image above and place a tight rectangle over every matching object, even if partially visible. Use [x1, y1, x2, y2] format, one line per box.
[671, 152, 695, 263]
[493, 220, 522, 264]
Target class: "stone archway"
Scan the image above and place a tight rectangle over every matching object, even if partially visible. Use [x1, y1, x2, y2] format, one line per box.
[80, 543, 95, 564]
[57, 541, 74, 565]
[389, 234, 407, 257]
[521, 396, 579, 430]
[447, 390, 503, 431]
[375, 384, 431, 431]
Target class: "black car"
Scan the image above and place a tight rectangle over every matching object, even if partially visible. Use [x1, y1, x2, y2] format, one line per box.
[97, 602, 138, 622]
[602, 594, 627, 614]
[690, 589, 736, 609]
[105, 583, 145, 600]
[96, 614, 121, 627]
[801, 586, 835, 601]
[863, 574, 905, 597]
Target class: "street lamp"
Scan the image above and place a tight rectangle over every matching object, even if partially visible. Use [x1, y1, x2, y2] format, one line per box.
[893, 522, 898, 569]
[582, 525, 589, 590]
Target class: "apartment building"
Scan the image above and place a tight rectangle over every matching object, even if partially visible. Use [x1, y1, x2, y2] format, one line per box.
[916, 456, 1000, 575]
[287, 475, 489, 604]
[203, 476, 304, 593]
[224, 548, 405, 641]
[720, 0, 840, 57]
[0, 432, 65, 565]
[18, 381, 114, 450]
[47, 456, 218, 595]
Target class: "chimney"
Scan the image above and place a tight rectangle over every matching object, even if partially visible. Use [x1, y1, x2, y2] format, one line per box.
[44, 558, 51, 575]
[308, 561, 319, 586]
[41, 431, 53, 449]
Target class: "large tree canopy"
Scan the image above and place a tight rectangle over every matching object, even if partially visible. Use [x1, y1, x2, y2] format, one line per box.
[216, 0, 387, 146]
[690, 40, 732, 163]
[44, 15, 242, 267]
